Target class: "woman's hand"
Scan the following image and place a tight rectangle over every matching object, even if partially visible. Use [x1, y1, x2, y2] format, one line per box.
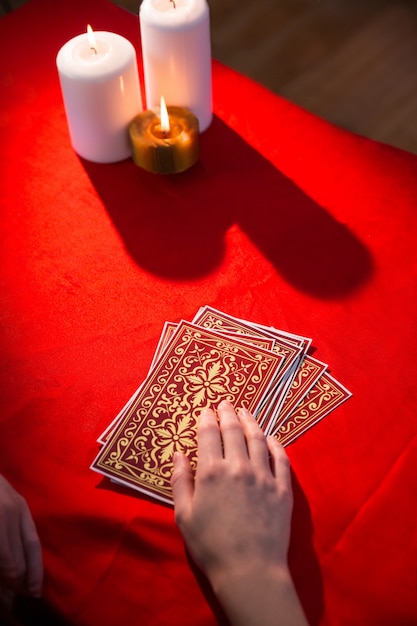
[0, 475, 43, 610]
[171, 400, 308, 626]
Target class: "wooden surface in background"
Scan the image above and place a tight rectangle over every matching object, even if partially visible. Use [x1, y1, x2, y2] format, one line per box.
[3, 0, 417, 154]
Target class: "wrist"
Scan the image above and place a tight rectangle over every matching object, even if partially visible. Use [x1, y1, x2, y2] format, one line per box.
[209, 560, 292, 596]
[208, 562, 308, 626]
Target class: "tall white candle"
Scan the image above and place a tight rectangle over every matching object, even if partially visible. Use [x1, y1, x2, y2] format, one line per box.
[139, 0, 212, 132]
[56, 29, 142, 163]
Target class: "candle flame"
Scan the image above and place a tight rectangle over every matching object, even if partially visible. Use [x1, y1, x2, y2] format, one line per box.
[87, 24, 97, 54]
[160, 96, 170, 133]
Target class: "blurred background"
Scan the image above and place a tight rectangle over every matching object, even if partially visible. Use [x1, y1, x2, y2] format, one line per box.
[2, 0, 417, 154]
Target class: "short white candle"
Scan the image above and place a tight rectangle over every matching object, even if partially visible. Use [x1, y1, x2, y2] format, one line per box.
[139, 0, 212, 132]
[56, 28, 142, 163]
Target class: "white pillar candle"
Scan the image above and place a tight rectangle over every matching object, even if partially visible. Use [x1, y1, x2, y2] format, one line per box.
[56, 28, 142, 163]
[139, 0, 212, 132]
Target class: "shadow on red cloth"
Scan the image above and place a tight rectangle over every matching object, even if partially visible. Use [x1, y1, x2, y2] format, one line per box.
[289, 471, 324, 626]
[5, 596, 72, 626]
[81, 116, 373, 299]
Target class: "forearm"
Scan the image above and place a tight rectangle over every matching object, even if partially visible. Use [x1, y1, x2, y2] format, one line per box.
[210, 564, 309, 626]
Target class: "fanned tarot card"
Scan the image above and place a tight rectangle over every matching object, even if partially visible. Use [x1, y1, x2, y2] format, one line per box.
[193, 307, 305, 395]
[274, 372, 352, 444]
[92, 307, 352, 505]
[91, 320, 285, 504]
[273, 355, 328, 429]
[193, 306, 311, 349]
[98, 324, 277, 444]
[192, 306, 309, 432]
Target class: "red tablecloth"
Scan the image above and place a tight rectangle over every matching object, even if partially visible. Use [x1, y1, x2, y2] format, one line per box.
[1, 1, 416, 624]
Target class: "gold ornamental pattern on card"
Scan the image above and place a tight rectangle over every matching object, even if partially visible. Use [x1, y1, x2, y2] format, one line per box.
[275, 372, 351, 446]
[94, 321, 284, 502]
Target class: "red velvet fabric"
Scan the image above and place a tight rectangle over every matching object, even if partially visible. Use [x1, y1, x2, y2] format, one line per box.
[1, 1, 416, 624]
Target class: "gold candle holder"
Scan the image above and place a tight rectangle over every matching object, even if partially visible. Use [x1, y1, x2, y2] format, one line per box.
[129, 98, 199, 174]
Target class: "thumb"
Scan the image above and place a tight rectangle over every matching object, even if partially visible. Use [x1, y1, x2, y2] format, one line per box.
[171, 452, 194, 520]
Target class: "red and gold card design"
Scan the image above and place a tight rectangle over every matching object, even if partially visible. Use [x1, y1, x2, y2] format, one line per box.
[193, 306, 311, 350]
[91, 320, 284, 504]
[92, 307, 352, 505]
[273, 355, 328, 429]
[274, 372, 352, 445]
[192, 307, 314, 434]
[193, 307, 306, 408]
[98, 325, 277, 445]
[149, 321, 178, 370]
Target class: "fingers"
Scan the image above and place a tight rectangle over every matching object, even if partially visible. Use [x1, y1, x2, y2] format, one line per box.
[171, 451, 194, 521]
[217, 401, 248, 459]
[217, 401, 271, 472]
[266, 436, 292, 492]
[196, 408, 223, 464]
[219, 404, 291, 483]
[171, 403, 291, 507]
[20, 501, 43, 597]
[236, 406, 271, 468]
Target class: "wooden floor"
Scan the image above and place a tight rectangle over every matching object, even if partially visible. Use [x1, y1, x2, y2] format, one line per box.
[3, 0, 417, 154]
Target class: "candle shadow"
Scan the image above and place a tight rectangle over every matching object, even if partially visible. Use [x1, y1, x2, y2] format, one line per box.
[81, 115, 373, 298]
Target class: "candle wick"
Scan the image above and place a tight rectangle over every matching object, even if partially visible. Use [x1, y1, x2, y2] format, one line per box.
[170, 0, 176, 8]
[90, 46, 97, 55]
